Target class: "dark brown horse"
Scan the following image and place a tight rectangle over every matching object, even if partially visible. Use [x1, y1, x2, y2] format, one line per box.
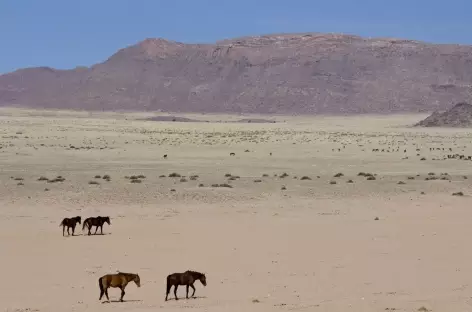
[98, 271, 141, 302]
[82, 216, 111, 235]
[59, 216, 81, 236]
[165, 270, 206, 301]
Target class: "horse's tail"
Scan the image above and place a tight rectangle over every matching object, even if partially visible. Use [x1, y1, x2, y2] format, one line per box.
[98, 276, 104, 293]
[82, 219, 88, 231]
[166, 275, 170, 291]
[59, 218, 65, 227]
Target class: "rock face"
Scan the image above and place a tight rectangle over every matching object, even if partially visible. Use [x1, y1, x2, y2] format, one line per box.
[415, 102, 472, 127]
[1, 33, 472, 114]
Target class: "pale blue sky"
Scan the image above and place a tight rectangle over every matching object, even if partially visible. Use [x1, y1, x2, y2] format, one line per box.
[1, 0, 471, 73]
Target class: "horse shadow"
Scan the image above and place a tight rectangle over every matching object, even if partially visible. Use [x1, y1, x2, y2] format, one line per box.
[103, 299, 142, 303]
[167, 296, 207, 301]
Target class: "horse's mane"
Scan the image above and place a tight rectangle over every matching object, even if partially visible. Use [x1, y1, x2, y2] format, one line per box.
[186, 270, 204, 276]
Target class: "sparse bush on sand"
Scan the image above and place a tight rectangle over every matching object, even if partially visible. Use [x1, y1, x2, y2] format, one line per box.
[452, 192, 464, 196]
[329, 180, 337, 184]
[300, 176, 312, 180]
[253, 179, 262, 183]
[94, 175, 101, 179]
[347, 179, 354, 183]
[190, 175, 199, 180]
[169, 172, 181, 178]
[180, 178, 188, 182]
[334, 173, 344, 178]
[130, 179, 142, 183]
[280, 172, 289, 178]
[88, 180, 100, 185]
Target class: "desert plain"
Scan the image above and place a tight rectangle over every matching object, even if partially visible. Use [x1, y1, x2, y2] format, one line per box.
[1, 109, 472, 312]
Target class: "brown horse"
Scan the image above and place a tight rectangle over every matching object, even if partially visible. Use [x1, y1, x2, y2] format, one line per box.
[98, 271, 141, 302]
[82, 216, 111, 235]
[165, 270, 206, 301]
[59, 216, 81, 236]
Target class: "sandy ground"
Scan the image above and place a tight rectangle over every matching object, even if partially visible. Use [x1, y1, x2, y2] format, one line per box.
[1, 109, 472, 312]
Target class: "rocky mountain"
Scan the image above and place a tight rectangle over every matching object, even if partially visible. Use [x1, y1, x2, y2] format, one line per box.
[415, 102, 472, 127]
[1, 33, 472, 114]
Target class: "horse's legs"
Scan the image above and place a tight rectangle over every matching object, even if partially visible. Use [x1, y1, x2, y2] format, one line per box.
[99, 287, 104, 300]
[71, 224, 75, 236]
[62, 225, 65, 236]
[186, 285, 189, 299]
[190, 284, 196, 298]
[119, 286, 125, 302]
[104, 288, 110, 301]
[174, 285, 179, 300]
[87, 224, 92, 235]
[100, 224, 104, 235]
[67, 226, 70, 236]
[94, 225, 98, 235]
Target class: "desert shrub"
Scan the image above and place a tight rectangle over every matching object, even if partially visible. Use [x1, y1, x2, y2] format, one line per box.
[94, 175, 101, 179]
[130, 179, 142, 183]
[347, 179, 354, 183]
[190, 175, 199, 180]
[428, 172, 435, 176]
[358, 172, 367, 176]
[397, 181, 406, 185]
[38, 176, 48, 181]
[452, 192, 464, 196]
[366, 176, 376, 181]
[281, 185, 287, 190]
[102, 175, 110, 180]
[420, 157, 426, 161]
[262, 174, 269, 177]
[137, 174, 146, 179]
[17, 182, 24, 186]
[334, 173, 344, 178]
[159, 175, 166, 178]
[280, 172, 289, 178]
[253, 179, 262, 183]
[300, 176, 312, 180]
[169, 172, 181, 178]
[180, 178, 188, 182]
[198, 183, 204, 187]
[224, 173, 232, 177]
[211, 183, 219, 187]
[219, 183, 233, 188]
[88, 180, 100, 185]
[170, 189, 176, 192]
[14, 177, 24, 181]
[329, 180, 337, 184]
[407, 176, 415, 180]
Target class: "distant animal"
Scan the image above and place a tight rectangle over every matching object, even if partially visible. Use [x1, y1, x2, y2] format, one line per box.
[83, 216, 111, 235]
[98, 271, 141, 302]
[59, 216, 81, 236]
[165, 270, 207, 301]
[163, 154, 167, 159]
[230, 152, 235, 156]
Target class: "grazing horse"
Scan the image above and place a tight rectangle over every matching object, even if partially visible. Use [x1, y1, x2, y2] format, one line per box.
[59, 216, 81, 236]
[165, 270, 206, 301]
[83, 216, 111, 235]
[99, 272, 141, 302]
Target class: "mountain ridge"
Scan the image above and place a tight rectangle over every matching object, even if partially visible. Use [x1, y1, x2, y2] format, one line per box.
[1, 32, 472, 114]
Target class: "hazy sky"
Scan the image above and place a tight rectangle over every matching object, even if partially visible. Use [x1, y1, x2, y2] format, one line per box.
[1, 0, 471, 73]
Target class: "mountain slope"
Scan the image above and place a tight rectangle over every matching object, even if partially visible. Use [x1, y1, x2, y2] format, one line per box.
[415, 102, 472, 127]
[1, 33, 472, 114]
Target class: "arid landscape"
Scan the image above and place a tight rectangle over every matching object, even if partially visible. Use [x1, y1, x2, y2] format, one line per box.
[2, 108, 472, 312]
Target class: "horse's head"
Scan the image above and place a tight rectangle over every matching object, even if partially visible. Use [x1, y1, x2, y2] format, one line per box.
[199, 273, 207, 286]
[134, 274, 141, 287]
[76, 216, 82, 224]
[104, 217, 111, 225]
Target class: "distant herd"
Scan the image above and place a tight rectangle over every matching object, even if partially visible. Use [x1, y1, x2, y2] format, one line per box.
[60, 216, 207, 303]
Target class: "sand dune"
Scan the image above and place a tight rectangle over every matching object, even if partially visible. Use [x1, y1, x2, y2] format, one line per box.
[2, 110, 472, 312]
